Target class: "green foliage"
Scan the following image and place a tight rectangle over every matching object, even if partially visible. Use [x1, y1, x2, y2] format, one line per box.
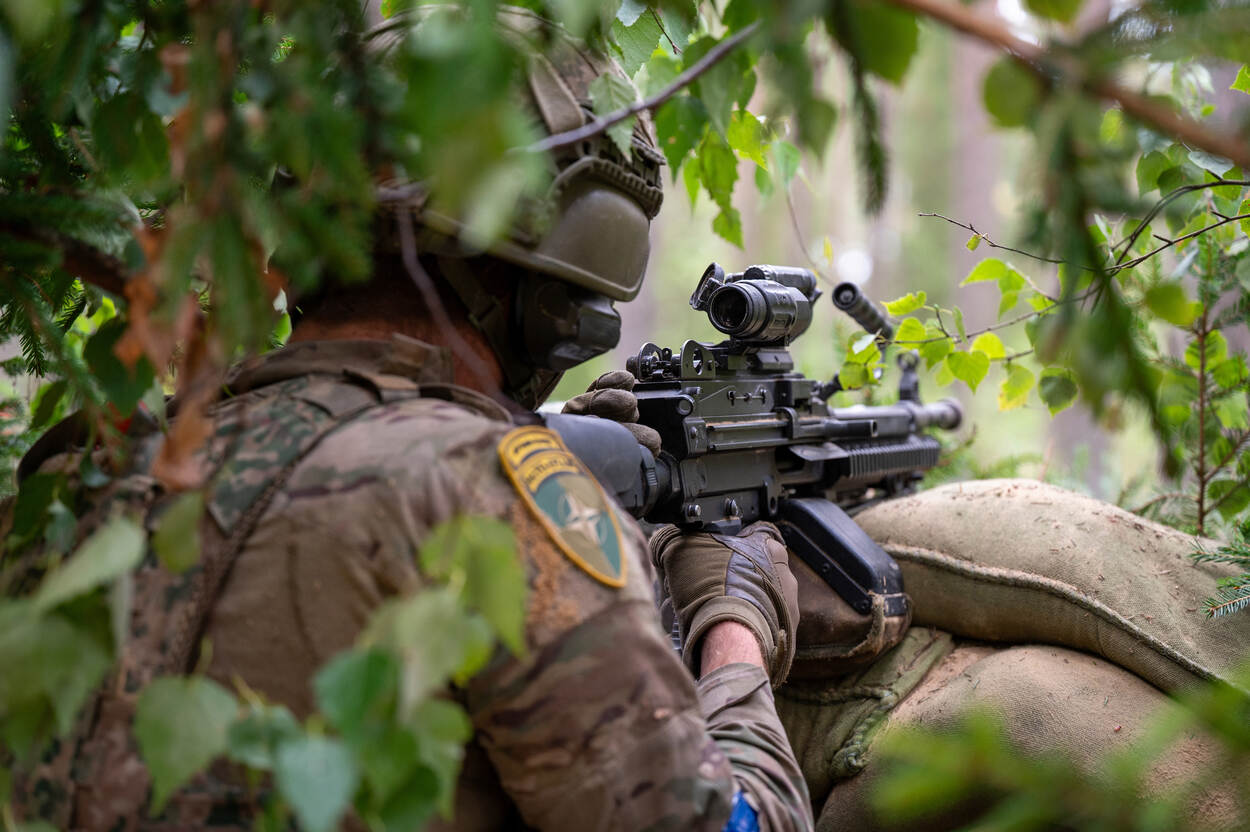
[0, 0, 1246, 828]
[944, 350, 990, 393]
[134, 676, 238, 812]
[417, 514, 526, 655]
[1025, 0, 1083, 23]
[2, 512, 523, 827]
[1192, 521, 1250, 618]
[1232, 64, 1250, 96]
[883, 291, 926, 316]
[590, 72, 639, 156]
[0, 512, 145, 758]
[998, 363, 1035, 411]
[871, 665, 1250, 831]
[982, 58, 1042, 128]
[1039, 367, 1079, 415]
[150, 491, 205, 574]
[274, 736, 360, 832]
[878, 71, 1250, 544]
[33, 515, 144, 613]
[828, 0, 919, 86]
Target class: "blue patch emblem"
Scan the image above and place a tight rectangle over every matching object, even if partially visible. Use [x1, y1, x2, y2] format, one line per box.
[498, 426, 626, 588]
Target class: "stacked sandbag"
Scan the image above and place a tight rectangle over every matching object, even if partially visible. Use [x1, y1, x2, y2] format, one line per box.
[854, 478, 1249, 693]
[782, 479, 1250, 830]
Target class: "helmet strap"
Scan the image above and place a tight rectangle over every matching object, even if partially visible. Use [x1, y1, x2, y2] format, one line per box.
[435, 255, 553, 408]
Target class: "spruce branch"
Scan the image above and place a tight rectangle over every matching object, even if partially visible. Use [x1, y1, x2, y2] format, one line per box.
[1206, 482, 1250, 519]
[1202, 582, 1250, 619]
[1208, 429, 1250, 487]
[0, 224, 130, 296]
[1193, 547, 1250, 567]
[1133, 491, 1195, 514]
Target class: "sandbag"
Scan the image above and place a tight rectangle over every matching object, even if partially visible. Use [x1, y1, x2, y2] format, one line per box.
[777, 628, 953, 802]
[788, 558, 912, 680]
[854, 479, 1250, 693]
[815, 642, 1245, 831]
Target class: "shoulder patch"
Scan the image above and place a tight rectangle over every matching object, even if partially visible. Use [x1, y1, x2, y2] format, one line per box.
[498, 426, 627, 588]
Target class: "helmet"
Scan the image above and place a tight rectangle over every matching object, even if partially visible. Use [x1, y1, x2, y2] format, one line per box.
[366, 5, 665, 408]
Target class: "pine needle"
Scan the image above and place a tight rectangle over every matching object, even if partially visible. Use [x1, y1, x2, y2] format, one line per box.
[1192, 539, 1250, 567]
[1203, 580, 1250, 618]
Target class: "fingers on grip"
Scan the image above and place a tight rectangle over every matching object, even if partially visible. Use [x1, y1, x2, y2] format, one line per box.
[589, 370, 636, 391]
[563, 388, 639, 422]
[624, 422, 662, 457]
[561, 388, 640, 422]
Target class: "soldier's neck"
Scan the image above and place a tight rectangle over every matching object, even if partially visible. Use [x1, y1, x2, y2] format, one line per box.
[291, 312, 508, 400]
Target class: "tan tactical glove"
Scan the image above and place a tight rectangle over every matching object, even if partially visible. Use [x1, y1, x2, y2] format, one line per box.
[650, 521, 799, 686]
[561, 370, 662, 456]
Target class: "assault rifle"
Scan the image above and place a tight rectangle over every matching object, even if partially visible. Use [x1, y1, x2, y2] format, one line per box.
[547, 263, 961, 617]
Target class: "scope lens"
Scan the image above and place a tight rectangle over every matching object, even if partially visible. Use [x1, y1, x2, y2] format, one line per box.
[708, 285, 752, 334]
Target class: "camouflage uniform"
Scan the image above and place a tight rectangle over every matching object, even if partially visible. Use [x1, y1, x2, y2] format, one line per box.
[9, 335, 811, 831]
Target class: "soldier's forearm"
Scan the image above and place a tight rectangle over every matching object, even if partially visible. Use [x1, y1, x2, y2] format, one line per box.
[695, 663, 814, 832]
[699, 621, 765, 677]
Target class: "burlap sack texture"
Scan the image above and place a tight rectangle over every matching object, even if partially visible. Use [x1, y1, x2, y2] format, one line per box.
[797, 478, 1250, 831]
[855, 478, 1250, 694]
[788, 557, 912, 680]
[814, 643, 1246, 831]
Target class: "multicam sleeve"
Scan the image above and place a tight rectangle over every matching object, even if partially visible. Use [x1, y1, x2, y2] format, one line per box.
[697, 663, 813, 832]
[462, 509, 812, 831]
[465, 596, 742, 831]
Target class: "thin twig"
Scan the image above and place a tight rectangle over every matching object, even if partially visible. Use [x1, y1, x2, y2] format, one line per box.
[919, 212, 1067, 266]
[880, 0, 1250, 169]
[894, 288, 1097, 346]
[784, 187, 835, 286]
[1132, 492, 1195, 514]
[652, 8, 680, 54]
[1209, 429, 1250, 484]
[1111, 180, 1250, 265]
[1113, 213, 1250, 274]
[393, 209, 501, 395]
[527, 21, 760, 154]
[922, 177, 1250, 277]
[1207, 478, 1250, 518]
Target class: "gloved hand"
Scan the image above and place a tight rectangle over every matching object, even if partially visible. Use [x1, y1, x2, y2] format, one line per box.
[650, 521, 799, 686]
[561, 370, 662, 457]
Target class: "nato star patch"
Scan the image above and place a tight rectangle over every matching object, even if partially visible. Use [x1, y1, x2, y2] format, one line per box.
[498, 426, 627, 588]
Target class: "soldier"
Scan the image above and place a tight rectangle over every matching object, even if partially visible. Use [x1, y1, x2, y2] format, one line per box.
[5, 8, 812, 832]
